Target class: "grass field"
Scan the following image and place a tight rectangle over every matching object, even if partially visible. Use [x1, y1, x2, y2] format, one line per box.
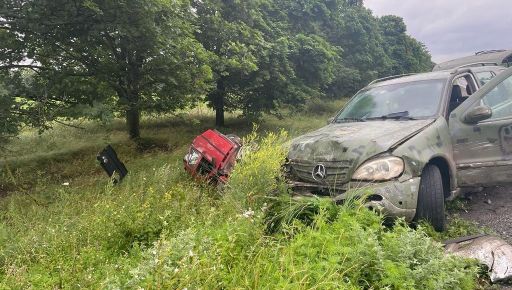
[0, 100, 486, 289]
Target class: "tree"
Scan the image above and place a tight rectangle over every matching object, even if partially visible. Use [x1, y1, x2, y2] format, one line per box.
[277, 1, 432, 98]
[192, 0, 264, 126]
[327, 5, 392, 96]
[0, 72, 26, 145]
[194, 0, 340, 126]
[378, 15, 433, 75]
[0, 70, 54, 145]
[0, 0, 213, 139]
[347, 0, 363, 6]
[275, 0, 390, 97]
[0, 0, 433, 136]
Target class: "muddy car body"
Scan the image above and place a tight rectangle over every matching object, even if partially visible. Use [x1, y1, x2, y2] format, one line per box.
[286, 65, 512, 231]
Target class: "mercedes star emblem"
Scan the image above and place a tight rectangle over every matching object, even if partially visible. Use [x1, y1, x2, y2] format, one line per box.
[312, 164, 327, 181]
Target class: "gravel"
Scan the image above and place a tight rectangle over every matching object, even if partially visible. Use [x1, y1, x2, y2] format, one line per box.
[452, 186, 512, 244]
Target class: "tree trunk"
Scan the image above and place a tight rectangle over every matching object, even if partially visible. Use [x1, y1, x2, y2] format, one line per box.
[126, 105, 140, 140]
[214, 80, 225, 127]
[215, 94, 225, 127]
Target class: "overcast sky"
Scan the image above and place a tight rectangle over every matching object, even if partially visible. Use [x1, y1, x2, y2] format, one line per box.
[365, 0, 512, 63]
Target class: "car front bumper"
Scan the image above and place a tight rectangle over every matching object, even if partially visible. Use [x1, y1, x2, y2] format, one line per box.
[290, 177, 421, 222]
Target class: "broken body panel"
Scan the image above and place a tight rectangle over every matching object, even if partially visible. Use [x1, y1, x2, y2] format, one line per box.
[184, 130, 241, 183]
[445, 235, 512, 283]
[286, 66, 512, 221]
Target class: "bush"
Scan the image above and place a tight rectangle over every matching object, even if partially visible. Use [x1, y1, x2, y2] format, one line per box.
[223, 128, 289, 208]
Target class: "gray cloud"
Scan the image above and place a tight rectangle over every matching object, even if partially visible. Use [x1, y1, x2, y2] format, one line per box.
[365, 0, 512, 63]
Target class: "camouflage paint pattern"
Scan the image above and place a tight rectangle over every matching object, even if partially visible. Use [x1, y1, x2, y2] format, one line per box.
[286, 118, 446, 220]
[287, 119, 434, 176]
[449, 66, 512, 186]
[286, 66, 512, 221]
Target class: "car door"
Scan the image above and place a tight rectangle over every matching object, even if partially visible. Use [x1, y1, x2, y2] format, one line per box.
[449, 67, 512, 187]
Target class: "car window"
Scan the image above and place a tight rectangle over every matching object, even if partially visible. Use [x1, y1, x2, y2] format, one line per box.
[448, 75, 475, 113]
[454, 76, 472, 96]
[482, 75, 512, 120]
[336, 79, 445, 121]
[475, 71, 495, 86]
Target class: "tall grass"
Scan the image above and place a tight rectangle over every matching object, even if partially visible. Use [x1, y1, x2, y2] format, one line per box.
[0, 102, 482, 289]
[0, 126, 479, 289]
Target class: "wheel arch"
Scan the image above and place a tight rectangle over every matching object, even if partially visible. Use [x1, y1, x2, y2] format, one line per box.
[426, 156, 456, 198]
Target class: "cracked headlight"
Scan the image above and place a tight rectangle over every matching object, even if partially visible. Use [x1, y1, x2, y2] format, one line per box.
[185, 149, 201, 165]
[352, 156, 404, 181]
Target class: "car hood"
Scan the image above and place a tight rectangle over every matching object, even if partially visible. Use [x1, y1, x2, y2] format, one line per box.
[288, 119, 435, 165]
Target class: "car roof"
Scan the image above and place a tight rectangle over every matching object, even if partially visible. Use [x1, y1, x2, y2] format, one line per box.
[368, 66, 505, 88]
[468, 65, 507, 74]
[368, 71, 451, 88]
[433, 49, 512, 71]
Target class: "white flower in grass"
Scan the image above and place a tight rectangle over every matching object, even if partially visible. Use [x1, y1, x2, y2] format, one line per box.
[62, 182, 70, 186]
[242, 209, 254, 218]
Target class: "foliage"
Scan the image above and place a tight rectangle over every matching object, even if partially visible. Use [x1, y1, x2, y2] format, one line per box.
[193, 0, 341, 126]
[0, 0, 432, 138]
[0, 70, 51, 145]
[0, 0, 213, 139]
[224, 128, 289, 207]
[0, 117, 478, 289]
[421, 216, 493, 243]
[378, 15, 434, 75]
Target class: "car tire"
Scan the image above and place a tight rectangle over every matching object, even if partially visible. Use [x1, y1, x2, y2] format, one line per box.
[414, 164, 446, 232]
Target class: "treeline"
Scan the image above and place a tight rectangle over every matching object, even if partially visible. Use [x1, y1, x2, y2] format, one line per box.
[0, 0, 432, 140]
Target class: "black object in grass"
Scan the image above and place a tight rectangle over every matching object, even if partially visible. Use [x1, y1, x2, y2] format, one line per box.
[97, 145, 128, 183]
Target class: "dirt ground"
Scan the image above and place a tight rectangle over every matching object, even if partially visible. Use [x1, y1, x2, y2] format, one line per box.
[450, 186, 512, 289]
[451, 186, 512, 244]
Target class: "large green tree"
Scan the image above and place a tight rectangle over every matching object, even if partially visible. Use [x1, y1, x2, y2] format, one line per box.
[378, 15, 433, 75]
[0, 0, 213, 139]
[274, 0, 389, 97]
[193, 0, 340, 126]
[273, 1, 432, 98]
[0, 0, 433, 137]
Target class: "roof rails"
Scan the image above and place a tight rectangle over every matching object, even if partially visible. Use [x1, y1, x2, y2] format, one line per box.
[452, 62, 500, 72]
[475, 50, 506, 55]
[368, 73, 417, 86]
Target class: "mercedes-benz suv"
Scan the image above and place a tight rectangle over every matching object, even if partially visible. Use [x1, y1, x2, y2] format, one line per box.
[285, 65, 510, 231]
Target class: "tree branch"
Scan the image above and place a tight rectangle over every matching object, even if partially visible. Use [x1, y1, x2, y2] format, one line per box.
[0, 64, 46, 70]
[54, 119, 85, 130]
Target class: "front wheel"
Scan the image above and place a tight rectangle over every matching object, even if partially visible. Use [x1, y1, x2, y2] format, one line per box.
[414, 164, 446, 232]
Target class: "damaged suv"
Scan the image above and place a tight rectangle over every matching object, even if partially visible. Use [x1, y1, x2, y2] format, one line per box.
[286, 65, 512, 231]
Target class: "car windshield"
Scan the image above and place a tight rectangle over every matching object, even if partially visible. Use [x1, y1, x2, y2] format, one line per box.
[335, 79, 446, 122]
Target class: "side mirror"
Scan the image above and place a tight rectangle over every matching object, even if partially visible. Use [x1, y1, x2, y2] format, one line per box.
[327, 117, 334, 124]
[464, 105, 492, 124]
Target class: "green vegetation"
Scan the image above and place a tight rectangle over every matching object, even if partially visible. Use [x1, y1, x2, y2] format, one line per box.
[0, 0, 433, 139]
[0, 105, 481, 289]
[0, 1, 483, 288]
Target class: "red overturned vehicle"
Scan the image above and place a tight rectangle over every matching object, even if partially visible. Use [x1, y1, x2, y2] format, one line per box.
[184, 129, 242, 183]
